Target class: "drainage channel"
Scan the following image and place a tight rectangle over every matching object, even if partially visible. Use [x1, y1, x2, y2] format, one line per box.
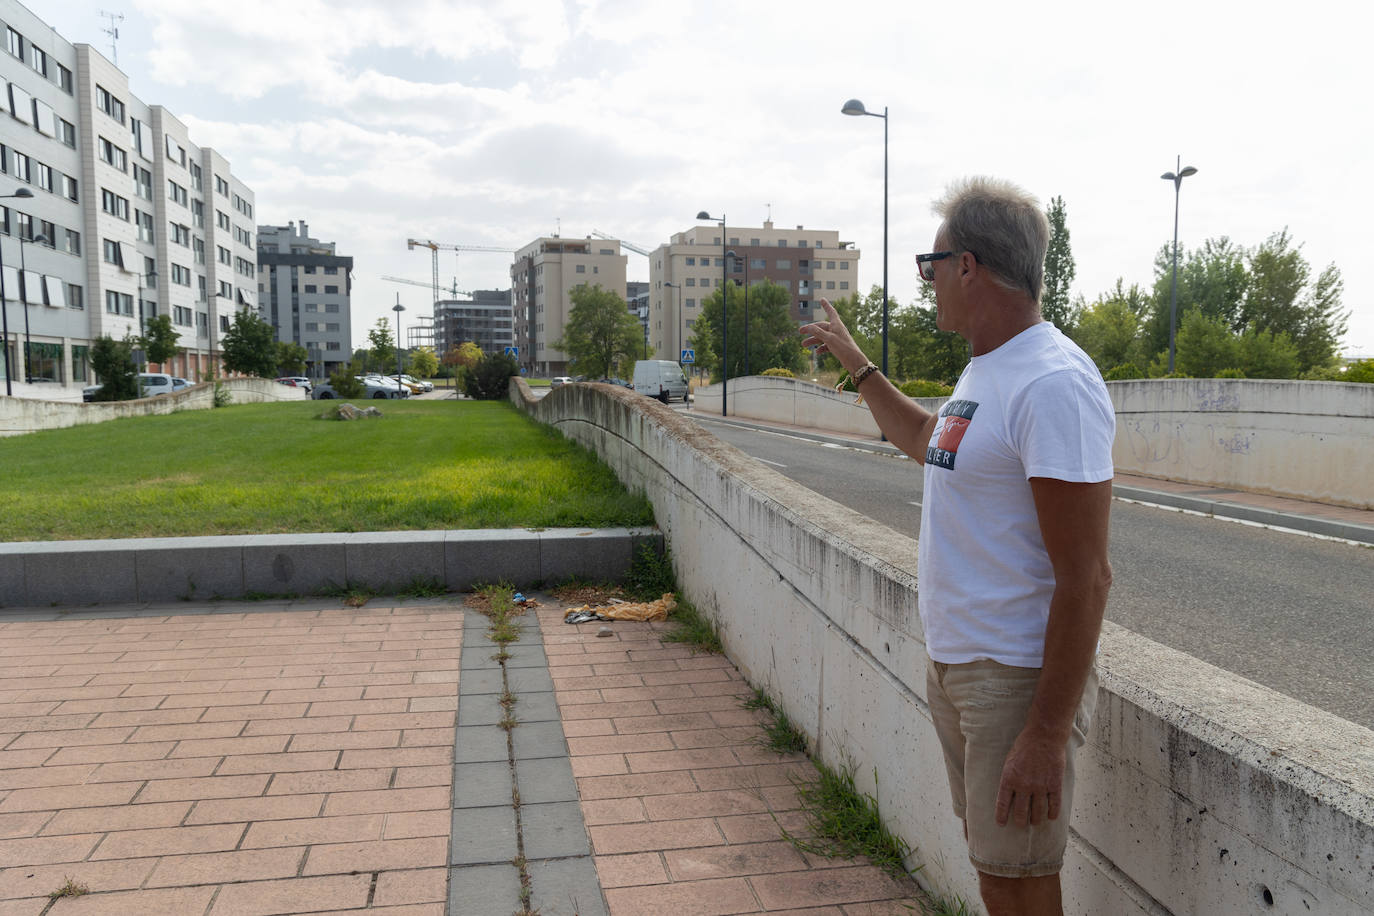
[449, 599, 607, 915]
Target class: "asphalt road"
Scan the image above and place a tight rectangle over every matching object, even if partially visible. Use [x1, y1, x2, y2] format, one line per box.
[686, 414, 1374, 731]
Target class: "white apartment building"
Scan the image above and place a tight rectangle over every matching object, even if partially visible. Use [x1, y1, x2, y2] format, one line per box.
[0, 0, 255, 389]
[256, 221, 353, 379]
[647, 220, 860, 361]
[511, 236, 627, 376]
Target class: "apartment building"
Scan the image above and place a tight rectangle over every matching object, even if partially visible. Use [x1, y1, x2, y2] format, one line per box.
[0, 0, 256, 388]
[647, 220, 860, 361]
[435, 289, 513, 358]
[256, 221, 352, 379]
[510, 236, 627, 376]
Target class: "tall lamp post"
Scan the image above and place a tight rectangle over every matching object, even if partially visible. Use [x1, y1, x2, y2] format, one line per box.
[664, 281, 680, 363]
[1161, 156, 1198, 374]
[392, 299, 405, 391]
[18, 231, 48, 382]
[841, 98, 888, 376]
[740, 255, 750, 376]
[0, 187, 36, 396]
[695, 211, 730, 417]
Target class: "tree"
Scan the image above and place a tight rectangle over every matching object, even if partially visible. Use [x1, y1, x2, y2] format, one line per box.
[463, 352, 518, 400]
[1144, 237, 1250, 357]
[1174, 312, 1239, 378]
[1242, 230, 1347, 373]
[89, 335, 138, 400]
[368, 318, 396, 371]
[888, 283, 969, 384]
[409, 346, 438, 379]
[690, 279, 806, 382]
[1042, 196, 1077, 330]
[329, 358, 365, 398]
[140, 315, 181, 369]
[1236, 325, 1299, 379]
[552, 284, 642, 379]
[275, 341, 307, 376]
[220, 309, 278, 378]
[1072, 299, 1140, 372]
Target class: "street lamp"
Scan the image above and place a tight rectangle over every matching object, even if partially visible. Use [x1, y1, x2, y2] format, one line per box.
[741, 255, 750, 376]
[1161, 156, 1199, 374]
[0, 187, 35, 396]
[18, 231, 48, 383]
[696, 211, 730, 417]
[841, 98, 889, 376]
[392, 299, 405, 392]
[664, 281, 680, 364]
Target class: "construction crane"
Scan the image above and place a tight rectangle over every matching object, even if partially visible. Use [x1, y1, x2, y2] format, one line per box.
[380, 276, 472, 299]
[591, 231, 652, 257]
[406, 239, 514, 309]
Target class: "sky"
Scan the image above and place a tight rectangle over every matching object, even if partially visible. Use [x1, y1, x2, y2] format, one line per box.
[41, 0, 1374, 357]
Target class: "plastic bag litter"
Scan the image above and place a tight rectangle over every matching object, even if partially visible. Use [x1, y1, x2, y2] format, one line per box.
[563, 593, 676, 623]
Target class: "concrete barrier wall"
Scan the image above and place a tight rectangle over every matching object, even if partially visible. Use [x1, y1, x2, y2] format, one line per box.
[514, 378, 1374, 916]
[695, 376, 1374, 508]
[0, 378, 307, 437]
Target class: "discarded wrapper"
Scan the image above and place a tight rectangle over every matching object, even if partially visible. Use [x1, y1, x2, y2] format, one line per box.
[563, 593, 676, 624]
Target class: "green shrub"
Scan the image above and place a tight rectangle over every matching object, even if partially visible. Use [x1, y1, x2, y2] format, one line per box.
[89, 336, 139, 401]
[1103, 363, 1144, 381]
[1216, 367, 1247, 379]
[761, 367, 795, 378]
[1342, 359, 1374, 383]
[463, 352, 519, 400]
[898, 379, 953, 398]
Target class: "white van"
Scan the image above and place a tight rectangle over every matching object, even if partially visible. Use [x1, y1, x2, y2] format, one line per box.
[632, 360, 689, 403]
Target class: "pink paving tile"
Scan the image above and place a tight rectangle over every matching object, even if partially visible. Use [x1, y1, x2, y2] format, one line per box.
[594, 851, 669, 888]
[264, 767, 393, 795]
[0, 858, 157, 900]
[575, 770, 698, 801]
[301, 836, 447, 874]
[184, 793, 324, 825]
[44, 741, 176, 765]
[46, 885, 216, 915]
[337, 746, 451, 769]
[215, 750, 342, 776]
[562, 718, 616, 737]
[670, 726, 769, 749]
[381, 809, 450, 839]
[589, 817, 724, 855]
[603, 876, 759, 916]
[0, 811, 51, 839]
[393, 765, 451, 788]
[39, 801, 191, 836]
[89, 756, 221, 783]
[0, 833, 102, 867]
[570, 754, 629, 778]
[372, 867, 449, 906]
[749, 864, 913, 910]
[283, 729, 401, 750]
[90, 822, 245, 860]
[241, 813, 384, 848]
[207, 873, 371, 915]
[145, 846, 307, 887]
[579, 797, 648, 826]
[717, 810, 814, 844]
[0, 782, 141, 813]
[626, 747, 742, 773]
[665, 840, 810, 880]
[642, 789, 771, 821]
[567, 732, 675, 756]
[134, 773, 270, 803]
[0, 763, 97, 790]
[321, 786, 451, 816]
[398, 728, 455, 747]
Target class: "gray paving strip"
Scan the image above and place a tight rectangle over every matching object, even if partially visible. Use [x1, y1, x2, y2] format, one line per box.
[450, 599, 608, 916]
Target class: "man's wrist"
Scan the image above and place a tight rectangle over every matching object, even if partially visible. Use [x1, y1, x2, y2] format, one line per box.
[851, 362, 880, 387]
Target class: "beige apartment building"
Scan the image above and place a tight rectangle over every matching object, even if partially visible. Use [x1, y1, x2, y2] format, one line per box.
[647, 220, 860, 362]
[510, 236, 627, 376]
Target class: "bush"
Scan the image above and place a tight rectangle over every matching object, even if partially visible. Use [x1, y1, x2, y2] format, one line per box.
[1103, 363, 1145, 381]
[89, 336, 139, 401]
[463, 352, 519, 400]
[328, 360, 366, 399]
[760, 367, 794, 378]
[1217, 367, 1247, 379]
[1342, 359, 1374, 383]
[898, 379, 953, 398]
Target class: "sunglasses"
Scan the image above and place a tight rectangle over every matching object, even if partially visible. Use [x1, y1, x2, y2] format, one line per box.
[915, 249, 977, 282]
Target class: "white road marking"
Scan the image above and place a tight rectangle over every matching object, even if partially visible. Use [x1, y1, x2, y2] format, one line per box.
[1114, 497, 1370, 547]
[754, 456, 787, 468]
[908, 501, 922, 508]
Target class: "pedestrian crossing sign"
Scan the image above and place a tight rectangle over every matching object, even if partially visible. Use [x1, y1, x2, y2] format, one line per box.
[681, 349, 695, 363]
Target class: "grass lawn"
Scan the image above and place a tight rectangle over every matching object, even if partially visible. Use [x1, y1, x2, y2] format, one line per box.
[0, 400, 653, 541]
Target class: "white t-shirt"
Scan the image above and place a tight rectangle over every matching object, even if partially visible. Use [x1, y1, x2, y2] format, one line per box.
[917, 321, 1115, 668]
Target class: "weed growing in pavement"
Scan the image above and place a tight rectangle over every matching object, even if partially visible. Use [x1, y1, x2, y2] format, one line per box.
[624, 542, 676, 600]
[397, 577, 448, 599]
[661, 596, 723, 654]
[786, 761, 913, 878]
[48, 877, 89, 899]
[742, 688, 808, 755]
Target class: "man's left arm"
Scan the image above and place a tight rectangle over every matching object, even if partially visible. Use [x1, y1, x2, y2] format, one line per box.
[995, 476, 1113, 829]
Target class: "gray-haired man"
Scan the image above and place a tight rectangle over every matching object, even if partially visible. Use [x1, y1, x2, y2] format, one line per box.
[801, 177, 1115, 916]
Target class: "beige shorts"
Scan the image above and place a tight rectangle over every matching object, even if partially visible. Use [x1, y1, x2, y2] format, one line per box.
[926, 656, 1097, 879]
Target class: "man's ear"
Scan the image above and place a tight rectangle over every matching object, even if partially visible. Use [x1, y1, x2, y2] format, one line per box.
[958, 250, 978, 286]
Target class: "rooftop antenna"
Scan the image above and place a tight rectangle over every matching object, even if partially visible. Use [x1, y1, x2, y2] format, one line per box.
[99, 10, 124, 66]
[556, 217, 561, 238]
[766, 202, 772, 222]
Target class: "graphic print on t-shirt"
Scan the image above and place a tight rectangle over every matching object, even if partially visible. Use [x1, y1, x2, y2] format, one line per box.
[926, 398, 979, 470]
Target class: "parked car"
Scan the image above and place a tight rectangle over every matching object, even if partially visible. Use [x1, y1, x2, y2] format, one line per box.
[596, 377, 631, 387]
[401, 374, 433, 393]
[276, 376, 312, 393]
[550, 376, 573, 388]
[172, 377, 190, 392]
[312, 377, 409, 400]
[83, 373, 180, 402]
[632, 360, 689, 403]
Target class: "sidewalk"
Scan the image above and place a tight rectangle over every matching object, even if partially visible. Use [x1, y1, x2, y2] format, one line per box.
[0, 593, 931, 915]
[684, 409, 1374, 545]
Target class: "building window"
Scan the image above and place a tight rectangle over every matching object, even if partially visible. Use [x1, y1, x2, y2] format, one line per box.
[171, 264, 191, 286]
[575, 264, 585, 273]
[324, 285, 338, 294]
[98, 137, 127, 172]
[217, 245, 231, 265]
[63, 228, 81, 255]
[95, 85, 125, 123]
[171, 223, 190, 246]
[219, 315, 230, 332]
[60, 173, 77, 200]
[101, 189, 130, 220]
[68, 285, 84, 310]
[173, 306, 193, 326]
[168, 181, 188, 207]
[325, 303, 339, 313]
[216, 210, 230, 230]
[102, 239, 124, 267]
[136, 210, 154, 242]
[839, 281, 849, 290]
[196, 312, 208, 334]
[215, 175, 229, 196]
[685, 278, 695, 287]
[55, 62, 73, 94]
[324, 266, 338, 275]
[776, 260, 791, 270]
[56, 118, 76, 147]
[36, 163, 52, 192]
[840, 261, 849, 270]
[218, 280, 232, 298]
[193, 237, 205, 264]
[304, 284, 317, 293]
[11, 151, 30, 182]
[134, 166, 152, 200]
[106, 290, 133, 315]
[191, 199, 204, 228]
[6, 27, 24, 60]
[189, 162, 202, 191]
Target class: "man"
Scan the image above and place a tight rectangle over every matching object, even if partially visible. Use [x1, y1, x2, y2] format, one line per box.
[800, 177, 1115, 916]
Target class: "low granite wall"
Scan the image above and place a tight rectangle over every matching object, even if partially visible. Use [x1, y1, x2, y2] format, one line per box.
[515, 378, 1374, 915]
[695, 375, 1374, 508]
[0, 378, 306, 438]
